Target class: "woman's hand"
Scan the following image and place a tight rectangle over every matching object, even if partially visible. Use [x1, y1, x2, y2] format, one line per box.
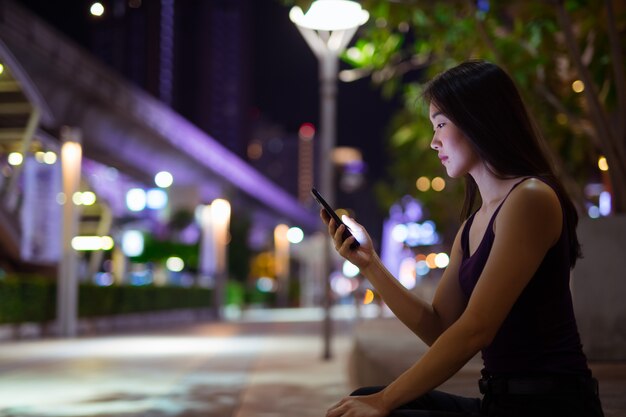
[326, 394, 389, 417]
[320, 209, 376, 271]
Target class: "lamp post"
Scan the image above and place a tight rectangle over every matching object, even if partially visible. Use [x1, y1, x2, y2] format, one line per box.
[274, 223, 290, 307]
[57, 126, 82, 337]
[210, 198, 231, 319]
[290, 0, 369, 359]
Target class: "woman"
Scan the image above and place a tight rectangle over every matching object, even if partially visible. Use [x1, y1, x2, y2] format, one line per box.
[321, 61, 604, 417]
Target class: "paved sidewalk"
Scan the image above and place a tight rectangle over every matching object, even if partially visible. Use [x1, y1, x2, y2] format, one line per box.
[233, 329, 352, 417]
[1, 307, 624, 417]
[0, 306, 359, 417]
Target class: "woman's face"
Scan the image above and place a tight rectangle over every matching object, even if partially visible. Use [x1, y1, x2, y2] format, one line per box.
[429, 103, 480, 178]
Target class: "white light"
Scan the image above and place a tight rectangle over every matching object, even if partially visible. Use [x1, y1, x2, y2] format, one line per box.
[290, 0, 369, 31]
[434, 252, 450, 268]
[391, 223, 408, 243]
[588, 205, 600, 219]
[398, 257, 416, 289]
[342, 260, 360, 277]
[44, 151, 57, 164]
[146, 188, 168, 210]
[286, 227, 304, 244]
[257, 277, 277, 293]
[126, 188, 146, 212]
[101, 236, 114, 250]
[7, 152, 23, 166]
[81, 191, 97, 206]
[90, 2, 105, 16]
[166, 256, 184, 272]
[599, 191, 611, 216]
[405, 222, 422, 245]
[154, 171, 173, 188]
[422, 221, 435, 235]
[211, 199, 231, 224]
[72, 192, 83, 205]
[71, 236, 114, 251]
[122, 230, 144, 257]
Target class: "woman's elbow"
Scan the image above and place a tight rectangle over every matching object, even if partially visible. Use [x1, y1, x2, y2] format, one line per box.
[460, 316, 498, 352]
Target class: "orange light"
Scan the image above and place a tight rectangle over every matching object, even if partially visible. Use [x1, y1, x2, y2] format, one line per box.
[425, 253, 438, 269]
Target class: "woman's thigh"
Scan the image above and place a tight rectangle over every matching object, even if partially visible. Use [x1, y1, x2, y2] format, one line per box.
[351, 386, 482, 417]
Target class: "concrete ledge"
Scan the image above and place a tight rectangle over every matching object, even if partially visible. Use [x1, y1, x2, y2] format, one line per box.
[573, 215, 626, 361]
[348, 317, 483, 397]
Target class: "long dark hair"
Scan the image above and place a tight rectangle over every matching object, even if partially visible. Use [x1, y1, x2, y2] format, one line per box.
[423, 60, 582, 267]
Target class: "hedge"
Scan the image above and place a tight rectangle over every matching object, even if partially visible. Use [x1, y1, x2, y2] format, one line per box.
[0, 277, 244, 324]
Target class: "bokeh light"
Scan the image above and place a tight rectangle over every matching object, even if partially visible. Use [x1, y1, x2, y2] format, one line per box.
[416, 176, 430, 192]
[90, 2, 105, 16]
[286, 227, 304, 244]
[7, 152, 22, 166]
[166, 256, 184, 272]
[126, 188, 146, 212]
[154, 171, 173, 188]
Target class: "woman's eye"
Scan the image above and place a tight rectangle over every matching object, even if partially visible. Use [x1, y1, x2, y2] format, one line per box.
[436, 122, 446, 129]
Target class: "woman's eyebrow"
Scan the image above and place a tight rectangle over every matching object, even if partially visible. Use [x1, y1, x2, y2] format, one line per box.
[430, 111, 442, 120]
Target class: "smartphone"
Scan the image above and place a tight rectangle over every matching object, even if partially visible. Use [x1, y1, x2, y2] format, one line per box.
[311, 187, 360, 250]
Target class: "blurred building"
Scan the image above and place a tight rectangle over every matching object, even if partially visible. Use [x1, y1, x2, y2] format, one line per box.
[0, 0, 317, 275]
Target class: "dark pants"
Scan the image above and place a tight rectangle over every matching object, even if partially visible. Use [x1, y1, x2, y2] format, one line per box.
[350, 381, 604, 417]
[350, 387, 481, 417]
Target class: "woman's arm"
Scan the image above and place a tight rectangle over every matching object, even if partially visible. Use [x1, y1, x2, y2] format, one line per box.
[322, 211, 467, 345]
[358, 225, 467, 346]
[380, 181, 563, 408]
[327, 180, 563, 416]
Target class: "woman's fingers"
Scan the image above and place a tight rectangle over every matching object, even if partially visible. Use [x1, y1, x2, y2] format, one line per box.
[334, 224, 348, 250]
[320, 209, 331, 225]
[326, 398, 348, 417]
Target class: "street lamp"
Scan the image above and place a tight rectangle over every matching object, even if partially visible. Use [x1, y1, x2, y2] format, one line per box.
[57, 126, 82, 337]
[290, 0, 369, 359]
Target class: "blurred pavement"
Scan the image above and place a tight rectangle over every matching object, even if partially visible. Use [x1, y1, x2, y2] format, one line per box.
[0, 306, 624, 417]
[0, 306, 359, 417]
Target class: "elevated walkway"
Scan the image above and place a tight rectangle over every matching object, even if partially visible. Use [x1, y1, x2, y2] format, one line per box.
[0, 0, 317, 267]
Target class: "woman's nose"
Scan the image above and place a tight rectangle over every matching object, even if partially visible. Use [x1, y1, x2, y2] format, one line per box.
[430, 134, 439, 150]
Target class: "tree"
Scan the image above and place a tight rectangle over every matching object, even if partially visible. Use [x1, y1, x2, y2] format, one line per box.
[285, 0, 626, 217]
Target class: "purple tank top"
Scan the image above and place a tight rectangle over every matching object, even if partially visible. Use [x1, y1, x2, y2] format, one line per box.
[459, 178, 589, 375]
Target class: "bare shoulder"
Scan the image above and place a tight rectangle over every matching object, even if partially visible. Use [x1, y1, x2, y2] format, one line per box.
[508, 178, 560, 214]
[498, 178, 562, 242]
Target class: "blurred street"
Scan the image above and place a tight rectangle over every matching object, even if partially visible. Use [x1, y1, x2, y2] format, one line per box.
[0, 307, 357, 417]
[1, 305, 625, 417]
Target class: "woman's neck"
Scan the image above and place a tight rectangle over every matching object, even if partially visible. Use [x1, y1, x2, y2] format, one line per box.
[471, 167, 525, 211]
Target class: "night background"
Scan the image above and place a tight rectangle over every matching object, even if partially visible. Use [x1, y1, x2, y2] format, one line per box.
[16, 0, 399, 231]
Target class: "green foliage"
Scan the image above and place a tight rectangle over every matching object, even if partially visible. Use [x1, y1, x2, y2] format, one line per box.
[0, 277, 244, 324]
[228, 209, 252, 284]
[245, 285, 277, 307]
[343, 0, 619, 217]
[0, 276, 55, 323]
[131, 232, 199, 268]
[280, 0, 625, 217]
